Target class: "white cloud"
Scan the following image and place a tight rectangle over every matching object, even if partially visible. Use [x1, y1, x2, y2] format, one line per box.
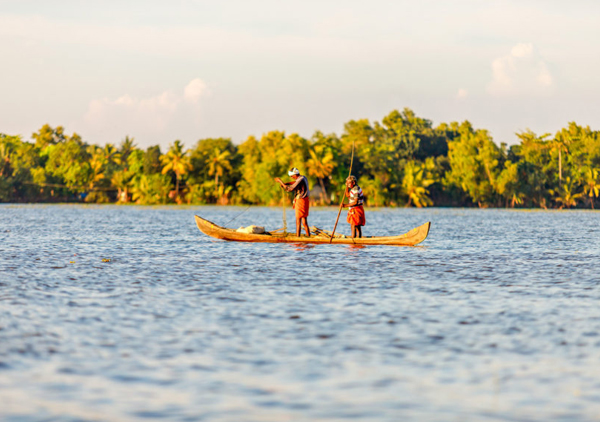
[511, 43, 533, 58]
[457, 88, 468, 99]
[85, 91, 179, 131]
[79, 79, 208, 146]
[184, 78, 209, 104]
[487, 43, 554, 97]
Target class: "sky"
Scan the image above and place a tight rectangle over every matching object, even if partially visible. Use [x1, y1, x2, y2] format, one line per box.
[1, 0, 600, 150]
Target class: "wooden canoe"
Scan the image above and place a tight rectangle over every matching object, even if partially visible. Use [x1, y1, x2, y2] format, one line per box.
[194, 215, 431, 246]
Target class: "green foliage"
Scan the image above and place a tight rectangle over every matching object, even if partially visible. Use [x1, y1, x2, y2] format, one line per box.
[32, 124, 68, 149]
[581, 167, 600, 209]
[307, 136, 336, 204]
[189, 138, 238, 204]
[43, 135, 91, 193]
[2, 112, 600, 208]
[237, 136, 262, 204]
[143, 146, 162, 175]
[131, 173, 172, 205]
[497, 161, 525, 207]
[160, 140, 192, 202]
[236, 131, 311, 206]
[551, 176, 583, 209]
[402, 159, 436, 207]
[359, 176, 387, 207]
[444, 123, 504, 207]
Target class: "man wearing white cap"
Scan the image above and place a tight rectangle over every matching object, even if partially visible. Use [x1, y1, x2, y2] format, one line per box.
[274, 168, 310, 236]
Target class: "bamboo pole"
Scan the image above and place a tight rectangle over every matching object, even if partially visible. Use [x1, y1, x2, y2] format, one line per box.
[329, 140, 355, 242]
[282, 188, 287, 233]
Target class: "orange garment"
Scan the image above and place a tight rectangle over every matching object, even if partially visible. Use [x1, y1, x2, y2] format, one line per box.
[293, 197, 310, 219]
[347, 205, 366, 226]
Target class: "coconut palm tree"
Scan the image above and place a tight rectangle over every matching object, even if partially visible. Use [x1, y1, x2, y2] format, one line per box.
[551, 130, 575, 186]
[131, 173, 172, 205]
[359, 176, 386, 207]
[160, 140, 192, 201]
[207, 148, 232, 188]
[80, 148, 106, 202]
[307, 144, 335, 204]
[101, 143, 119, 163]
[552, 176, 583, 209]
[88, 155, 105, 190]
[0, 137, 13, 178]
[119, 136, 136, 164]
[111, 169, 133, 203]
[402, 160, 435, 207]
[497, 161, 526, 208]
[582, 167, 600, 209]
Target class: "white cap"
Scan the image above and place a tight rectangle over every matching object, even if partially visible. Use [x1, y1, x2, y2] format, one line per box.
[288, 168, 300, 176]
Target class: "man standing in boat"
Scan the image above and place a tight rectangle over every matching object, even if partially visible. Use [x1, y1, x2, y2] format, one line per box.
[342, 175, 366, 238]
[274, 168, 310, 237]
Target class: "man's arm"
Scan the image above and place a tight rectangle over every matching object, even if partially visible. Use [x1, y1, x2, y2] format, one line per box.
[274, 177, 287, 188]
[282, 176, 304, 192]
[343, 187, 358, 208]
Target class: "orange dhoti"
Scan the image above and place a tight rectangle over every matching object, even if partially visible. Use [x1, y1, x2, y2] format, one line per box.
[347, 205, 366, 226]
[293, 197, 310, 219]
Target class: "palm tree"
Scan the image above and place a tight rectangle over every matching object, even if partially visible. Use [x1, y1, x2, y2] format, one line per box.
[497, 161, 526, 208]
[119, 136, 136, 162]
[83, 149, 105, 201]
[117, 136, 136, 170]
[111, 170, 133, 203]
[207, 148, 232, 188]
[307, 144, 335, 204]
[552, 176, 583, 209]
[402, 160, 435, 207]
[131, 173, 172, 205]
[131, 174, 150, 204]
[551, 130, 575, 186]
[359, 177, 386, 207]
[160, 140, 192, 200]
[582, 167, 600, 209]
[0, 138, 13, 178]
[101, 143, 119, 163]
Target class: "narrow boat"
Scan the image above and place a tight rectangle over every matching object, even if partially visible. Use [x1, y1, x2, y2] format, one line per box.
[194, 215, 431, 246]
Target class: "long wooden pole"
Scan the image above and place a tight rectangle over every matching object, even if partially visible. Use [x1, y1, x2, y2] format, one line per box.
[282, 188, 287, 233]
[329, 140, 355, 242]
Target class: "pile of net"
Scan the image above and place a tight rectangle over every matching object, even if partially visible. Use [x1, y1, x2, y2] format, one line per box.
[236, 225, 266, 234]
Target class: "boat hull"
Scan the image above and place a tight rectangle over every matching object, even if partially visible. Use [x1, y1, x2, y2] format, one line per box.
[194, 215, 430, 246]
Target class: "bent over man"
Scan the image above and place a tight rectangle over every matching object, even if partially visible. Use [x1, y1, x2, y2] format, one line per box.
[274, 168, 310, 236]
[342, 175, 366, 238]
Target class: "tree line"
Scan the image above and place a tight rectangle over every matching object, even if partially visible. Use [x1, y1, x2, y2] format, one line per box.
[1, 108, 599, 208]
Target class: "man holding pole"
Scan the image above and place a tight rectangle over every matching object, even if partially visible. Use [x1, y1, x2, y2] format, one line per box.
[342, 175, 366, 238]
[274, 168, 310, 237]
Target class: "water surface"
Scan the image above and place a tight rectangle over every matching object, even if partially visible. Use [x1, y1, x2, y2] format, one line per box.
[1, 205, 599, 421]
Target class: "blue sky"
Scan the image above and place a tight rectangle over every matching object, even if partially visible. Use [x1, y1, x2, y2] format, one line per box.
[1, 0, 599, 149]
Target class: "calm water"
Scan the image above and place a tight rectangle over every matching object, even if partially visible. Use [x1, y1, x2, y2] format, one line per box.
[1, 205, 600, 422]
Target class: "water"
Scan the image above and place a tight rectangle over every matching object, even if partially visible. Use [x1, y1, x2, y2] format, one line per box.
[1, 205, 599, 421]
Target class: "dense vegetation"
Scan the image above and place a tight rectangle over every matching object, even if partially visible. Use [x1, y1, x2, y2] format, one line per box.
[1, 108, 599, 208]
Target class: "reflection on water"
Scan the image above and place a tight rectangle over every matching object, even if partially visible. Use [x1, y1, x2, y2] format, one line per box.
[1, 205, 600, 421]
[289, 243, 317, 251]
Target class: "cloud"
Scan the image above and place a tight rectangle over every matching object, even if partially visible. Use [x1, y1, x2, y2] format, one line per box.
[79, 79, 209, 147]
[456, 88, 468, 99]
[184, 78, 209, 104]
[84, 91, 179, 133]
[487, 43, 553, 97]
[510, 43, 533, 58]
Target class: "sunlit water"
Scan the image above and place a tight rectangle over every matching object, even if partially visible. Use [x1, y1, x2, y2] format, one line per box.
[1, 205, 600, 421]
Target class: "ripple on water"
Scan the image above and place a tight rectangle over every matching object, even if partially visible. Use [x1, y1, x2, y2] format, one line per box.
[0, 206, 600, 421]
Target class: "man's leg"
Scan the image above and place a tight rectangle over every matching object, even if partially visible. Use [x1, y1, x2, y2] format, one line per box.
[302, 218, 310, 236]
[351, 224, 356, 238]
[295, 216, 302, 236]
[356, 226, 362, 238]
